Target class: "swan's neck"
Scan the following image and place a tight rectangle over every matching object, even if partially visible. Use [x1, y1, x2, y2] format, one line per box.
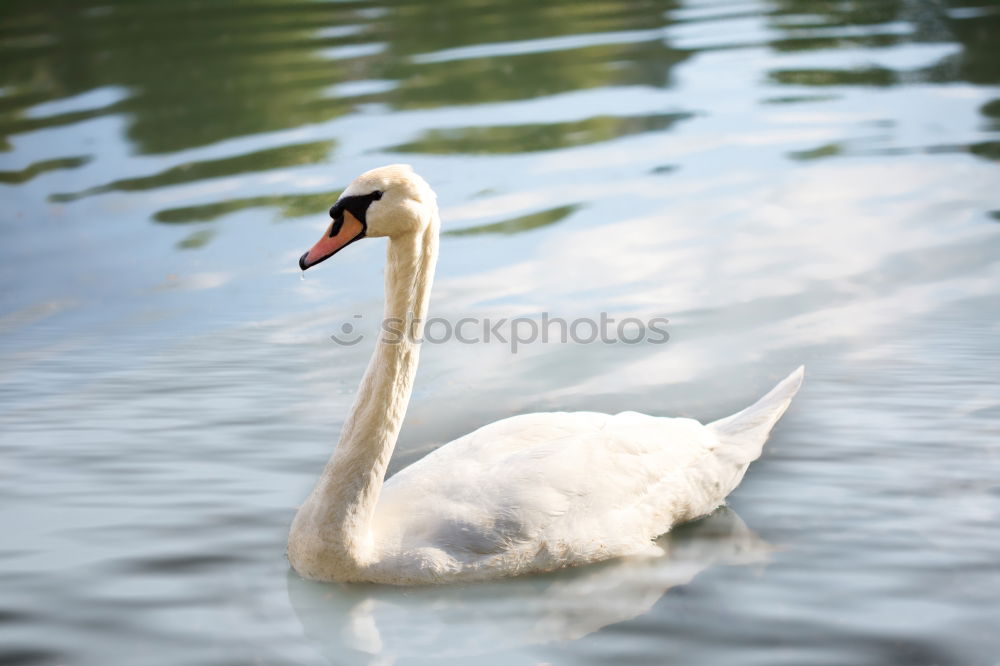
[291, 220, 438, 577]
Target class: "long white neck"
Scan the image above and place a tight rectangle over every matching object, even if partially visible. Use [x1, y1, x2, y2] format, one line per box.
[290, 217, 438, 578]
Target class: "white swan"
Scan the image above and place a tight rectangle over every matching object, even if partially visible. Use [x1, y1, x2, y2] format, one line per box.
[288, 164, 803, 585]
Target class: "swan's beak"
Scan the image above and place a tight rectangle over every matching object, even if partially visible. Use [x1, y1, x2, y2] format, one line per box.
[299, 210, 365, 271]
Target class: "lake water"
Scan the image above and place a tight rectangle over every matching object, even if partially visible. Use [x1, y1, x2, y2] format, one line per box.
[1, 0, 999, 664]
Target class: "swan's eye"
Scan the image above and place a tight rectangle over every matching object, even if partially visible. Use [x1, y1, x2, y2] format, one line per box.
[371, 190, 383, 200]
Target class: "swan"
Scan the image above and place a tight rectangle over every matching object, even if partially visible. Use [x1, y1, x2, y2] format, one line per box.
[288, 164, 803, 585]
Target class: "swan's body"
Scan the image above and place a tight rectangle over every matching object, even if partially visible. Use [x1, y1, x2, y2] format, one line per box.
[288, 165, 803, 585]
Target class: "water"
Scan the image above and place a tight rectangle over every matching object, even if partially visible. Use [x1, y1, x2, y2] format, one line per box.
[1, 0, 998, 664]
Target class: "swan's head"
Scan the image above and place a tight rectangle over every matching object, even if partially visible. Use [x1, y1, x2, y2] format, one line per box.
[299, 164, 436, 271]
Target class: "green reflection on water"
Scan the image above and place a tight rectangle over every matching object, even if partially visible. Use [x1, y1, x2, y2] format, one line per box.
[0, 155, 90, 184]
[0, 0, 997, 231]
[154, 189, 341, 224]
[176, 228, 216, 250]
[768, 0, 903, 29]
[765, 0, 1000, 86]
[50, 140, 335, 202]
[969, 140, 1000, 161]
[1, 0, 997, 156]
[761, 94, 840, 105]
[788, 139, 1000, 163]
[389, 113, 690, 154]
[0, 0, 693, 155]
[0, 0, 357, 154]
[789, 143, 844, 161]
[769, 67, 897, 87]
[445, 204, 580, 237]
[382, 40, 688, 109]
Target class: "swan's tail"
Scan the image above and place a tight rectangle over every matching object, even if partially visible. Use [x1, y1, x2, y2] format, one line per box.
[709, 365, 804, 466]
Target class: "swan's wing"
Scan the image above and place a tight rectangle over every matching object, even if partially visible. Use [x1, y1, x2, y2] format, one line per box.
[375, 411, 723, 563]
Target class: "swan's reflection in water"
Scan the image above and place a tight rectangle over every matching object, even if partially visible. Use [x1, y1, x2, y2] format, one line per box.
[287, 508, 769, 662]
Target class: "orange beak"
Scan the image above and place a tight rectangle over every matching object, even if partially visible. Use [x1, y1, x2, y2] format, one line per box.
[299, 209, 365, 271]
